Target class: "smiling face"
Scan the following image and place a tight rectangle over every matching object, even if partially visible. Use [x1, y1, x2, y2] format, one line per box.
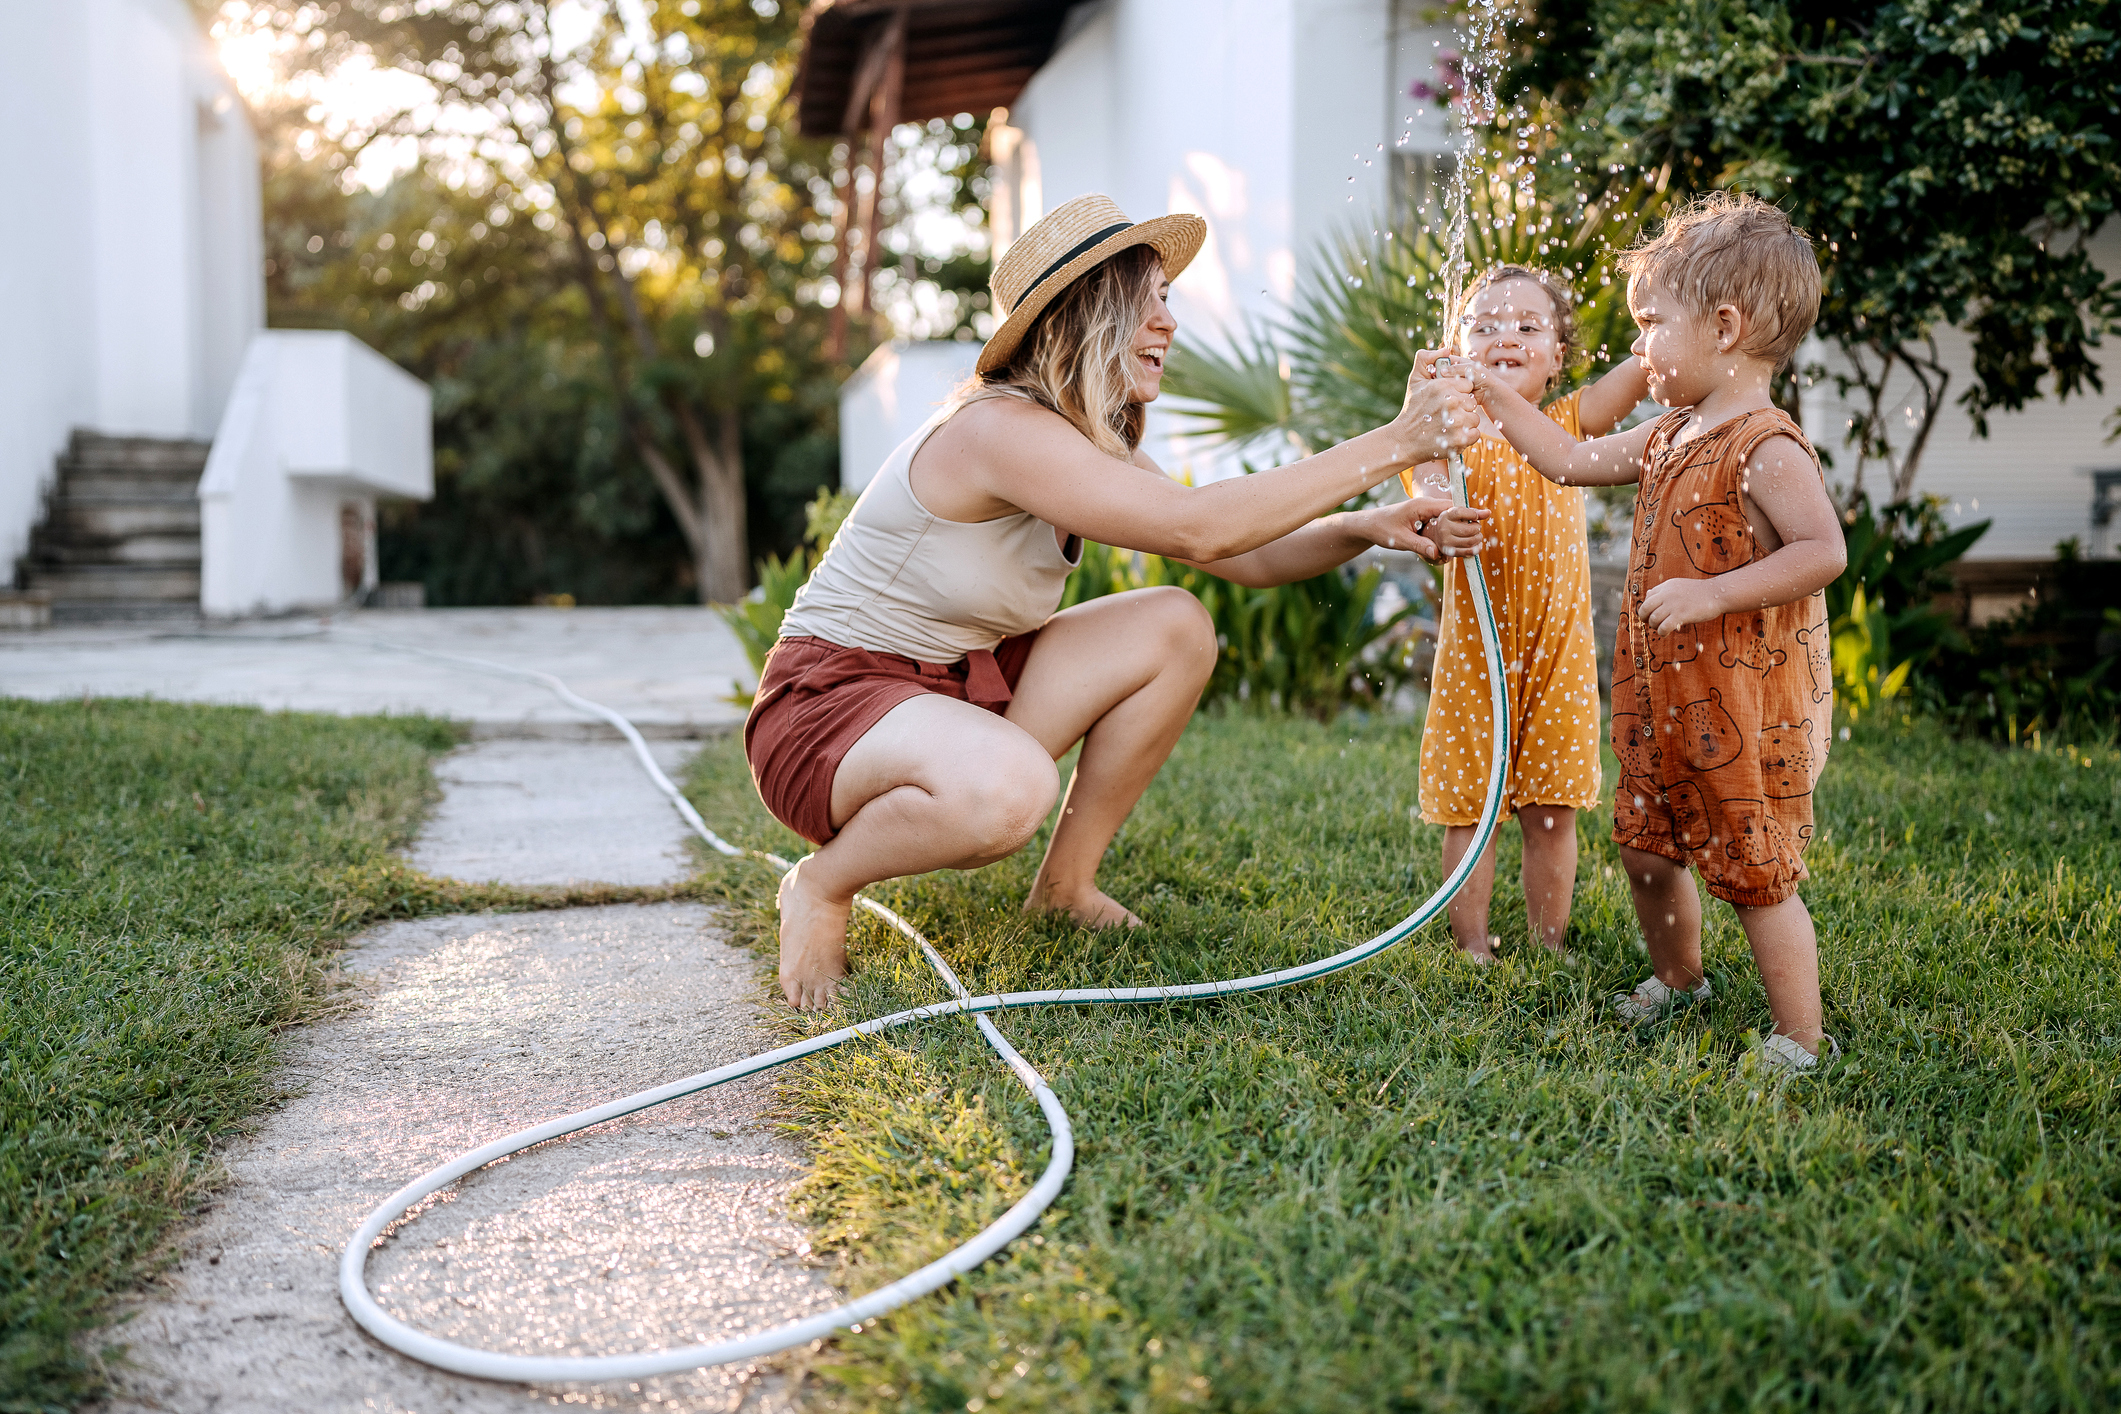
[1458, 277, 1565, 402]
[1627, 275, 1723, 408]
[1127, 263, 1176, 403]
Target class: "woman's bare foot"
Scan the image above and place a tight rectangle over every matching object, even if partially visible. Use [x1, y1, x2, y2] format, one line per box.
[777, 857, 852, 1009]
[1024, 884, 1144, 929]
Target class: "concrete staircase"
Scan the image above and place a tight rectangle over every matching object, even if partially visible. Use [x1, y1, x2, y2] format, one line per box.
[21, 433, 207, 621]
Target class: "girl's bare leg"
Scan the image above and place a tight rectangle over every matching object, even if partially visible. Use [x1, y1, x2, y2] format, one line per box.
[1734, 894, 1824, 1052]
[1517, 804, 1578, 953]
[1618, 844, 1705, 990]
[1005, 587, 1217, 924]
[1440, 825, 1500, 961]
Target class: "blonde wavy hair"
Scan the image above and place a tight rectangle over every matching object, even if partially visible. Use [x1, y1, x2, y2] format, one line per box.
[959, 245, 1163, 459]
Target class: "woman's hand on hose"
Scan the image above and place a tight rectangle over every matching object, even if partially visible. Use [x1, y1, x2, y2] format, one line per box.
[1355, 496, 1490, 562]
[1396, 363, 1483, 466]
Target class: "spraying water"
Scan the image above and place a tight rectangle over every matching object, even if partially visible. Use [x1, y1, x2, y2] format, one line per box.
[1435, 0, 1508, 505]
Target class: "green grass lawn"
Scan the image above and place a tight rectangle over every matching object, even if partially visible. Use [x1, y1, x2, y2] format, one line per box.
[686, 710, 2121, 1412]
[0, 698, 686, 1413]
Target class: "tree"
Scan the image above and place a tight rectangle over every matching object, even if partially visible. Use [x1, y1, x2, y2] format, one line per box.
[1509, 0, 2121, 504]
[252, 0, 839, 602]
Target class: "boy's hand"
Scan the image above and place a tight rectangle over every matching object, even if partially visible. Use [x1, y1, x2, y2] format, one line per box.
[1637, 576, 1724, 634]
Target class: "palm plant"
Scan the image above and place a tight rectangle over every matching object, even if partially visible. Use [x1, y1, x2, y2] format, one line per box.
[1164, 173, 1650, 457]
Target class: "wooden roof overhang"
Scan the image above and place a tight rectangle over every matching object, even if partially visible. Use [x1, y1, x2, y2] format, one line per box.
[794, 0, 1076, 136]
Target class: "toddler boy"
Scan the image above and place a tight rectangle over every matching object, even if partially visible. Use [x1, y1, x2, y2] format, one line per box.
[1436, 191, 1845, 1073]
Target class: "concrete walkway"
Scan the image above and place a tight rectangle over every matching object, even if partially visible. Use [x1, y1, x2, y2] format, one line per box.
[64, 608, 835, 1411]
[103, 907, 831, 1414]
[0, 606, 754, 739]
[411, 741, 704, 889]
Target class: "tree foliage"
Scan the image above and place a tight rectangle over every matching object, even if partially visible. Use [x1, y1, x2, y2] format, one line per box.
[239, 0, 847, 602]
[1511, 0, 2121, 501]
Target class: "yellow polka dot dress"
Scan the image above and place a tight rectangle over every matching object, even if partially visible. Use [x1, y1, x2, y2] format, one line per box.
[1412, 390, 1603, 825]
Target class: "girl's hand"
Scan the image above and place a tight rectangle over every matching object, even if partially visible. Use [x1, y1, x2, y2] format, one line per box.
[1424, 505, 1489, 560]
[1356, 498, 1490, 562]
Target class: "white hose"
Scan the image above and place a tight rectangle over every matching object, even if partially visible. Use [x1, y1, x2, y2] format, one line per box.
[334, 465, 1508, 1382]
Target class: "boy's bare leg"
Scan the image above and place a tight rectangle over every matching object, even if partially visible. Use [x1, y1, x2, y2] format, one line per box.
[1618, 844, 1705, 989]
[1734, 893, 1824, 1053]
[1517, 805, 1578, 953]
[1441, 825, 1501, 960]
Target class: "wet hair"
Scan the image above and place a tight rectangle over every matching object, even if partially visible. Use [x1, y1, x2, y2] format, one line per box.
[970, 244, 1162, 458]
[1618, 190, 1822, 368]
[1457, 264, 1579, 391]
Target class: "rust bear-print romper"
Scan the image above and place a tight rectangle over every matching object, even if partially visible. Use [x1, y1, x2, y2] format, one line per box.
[1610, 407, 1833, 907]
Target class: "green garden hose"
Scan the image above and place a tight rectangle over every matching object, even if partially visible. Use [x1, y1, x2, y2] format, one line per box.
[336, 457, 1510, 1382]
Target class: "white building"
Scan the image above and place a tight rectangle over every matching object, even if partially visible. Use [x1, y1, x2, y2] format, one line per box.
[1800, 229, 2121, 569]
[803, 0, 2115, 572]
[0, 0, 431, 621]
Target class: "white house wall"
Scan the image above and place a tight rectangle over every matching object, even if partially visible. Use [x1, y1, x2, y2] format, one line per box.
[0, 3, 99, 578]
[1290, 0, 1394, 262]
[0, 0, 263, 577]
[1800, 224, 2121, 561]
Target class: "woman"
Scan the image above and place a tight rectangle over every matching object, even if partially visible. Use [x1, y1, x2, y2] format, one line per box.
[749, 195, 1485, 1007]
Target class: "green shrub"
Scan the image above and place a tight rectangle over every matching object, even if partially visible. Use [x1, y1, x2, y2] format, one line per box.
[1063, 543, 1418, 721]
[1916, 541, 2121, 742]
[715, 486, 859, 706]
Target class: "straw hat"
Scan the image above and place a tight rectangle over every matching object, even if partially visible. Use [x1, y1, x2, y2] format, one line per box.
[977, 194, 1206, 375]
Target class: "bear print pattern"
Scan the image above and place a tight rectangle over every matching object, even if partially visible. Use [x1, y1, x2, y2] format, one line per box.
[1666, 779, 1712, 851]
[1671, 688, 1742, 771]
[1611, 710, 1659, 780]
[1794, 617, 1832, 704]
[1718, 611, 1788, 673]
[1720, 797, 1794, 866]
[1647, 627, 1703, 673]
[1612, 407, 1826, 905]
[1757, 719, 1817, 799]
[1672, 491, 1755, 575]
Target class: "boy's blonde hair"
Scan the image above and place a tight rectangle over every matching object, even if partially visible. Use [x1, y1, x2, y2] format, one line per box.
[1618, 191, 1821, 369]
[1458, 264, 1579, 392]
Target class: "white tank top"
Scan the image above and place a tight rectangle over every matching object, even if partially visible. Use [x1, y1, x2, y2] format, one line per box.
[779, 400, 1083, 663]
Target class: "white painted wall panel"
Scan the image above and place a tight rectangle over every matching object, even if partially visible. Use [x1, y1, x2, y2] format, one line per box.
[1801, 225, 2120, 560]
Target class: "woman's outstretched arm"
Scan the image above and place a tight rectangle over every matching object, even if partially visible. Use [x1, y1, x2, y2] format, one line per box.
[919, 373, 1481, 563]
[1183, 495, 1488, 587]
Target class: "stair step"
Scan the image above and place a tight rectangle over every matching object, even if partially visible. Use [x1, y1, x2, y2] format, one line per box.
[48, 499, 202, 538]
[49, 601, 202, 625]
[28, 534, 201, 568]
[57, 468, 203, 499]
[66, 433, 212, 472]
[24, 564, 201, 602]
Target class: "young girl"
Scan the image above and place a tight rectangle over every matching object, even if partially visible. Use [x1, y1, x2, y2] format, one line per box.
[1403, 265, 1648, 962]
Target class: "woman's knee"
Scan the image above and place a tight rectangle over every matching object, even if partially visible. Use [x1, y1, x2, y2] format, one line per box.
[950, 742, 1058, 858]
[1137, 584, 1217, 672]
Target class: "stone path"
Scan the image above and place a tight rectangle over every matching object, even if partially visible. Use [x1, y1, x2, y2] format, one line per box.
[0, 607, 752, 739]
[411, 741, 702, 889]
[80, 614, 833, 1412]
[104, 907, 831, 1414]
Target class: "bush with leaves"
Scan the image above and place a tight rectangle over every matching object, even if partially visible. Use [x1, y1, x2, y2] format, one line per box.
[717, 487, 860, 706]
[1915, 543, 2121, 741]
[1164, 174, 1646, 459]
[1061, 544, 1419, 721]
[1508, 0, 2121, 502]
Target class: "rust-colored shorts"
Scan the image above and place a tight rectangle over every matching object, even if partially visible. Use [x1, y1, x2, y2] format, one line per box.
[743, 633, 1041, 845]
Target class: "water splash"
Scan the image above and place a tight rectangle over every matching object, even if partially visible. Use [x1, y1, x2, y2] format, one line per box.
[1434, 0, 1508, 503]
[1438, 0, 1508, 349]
